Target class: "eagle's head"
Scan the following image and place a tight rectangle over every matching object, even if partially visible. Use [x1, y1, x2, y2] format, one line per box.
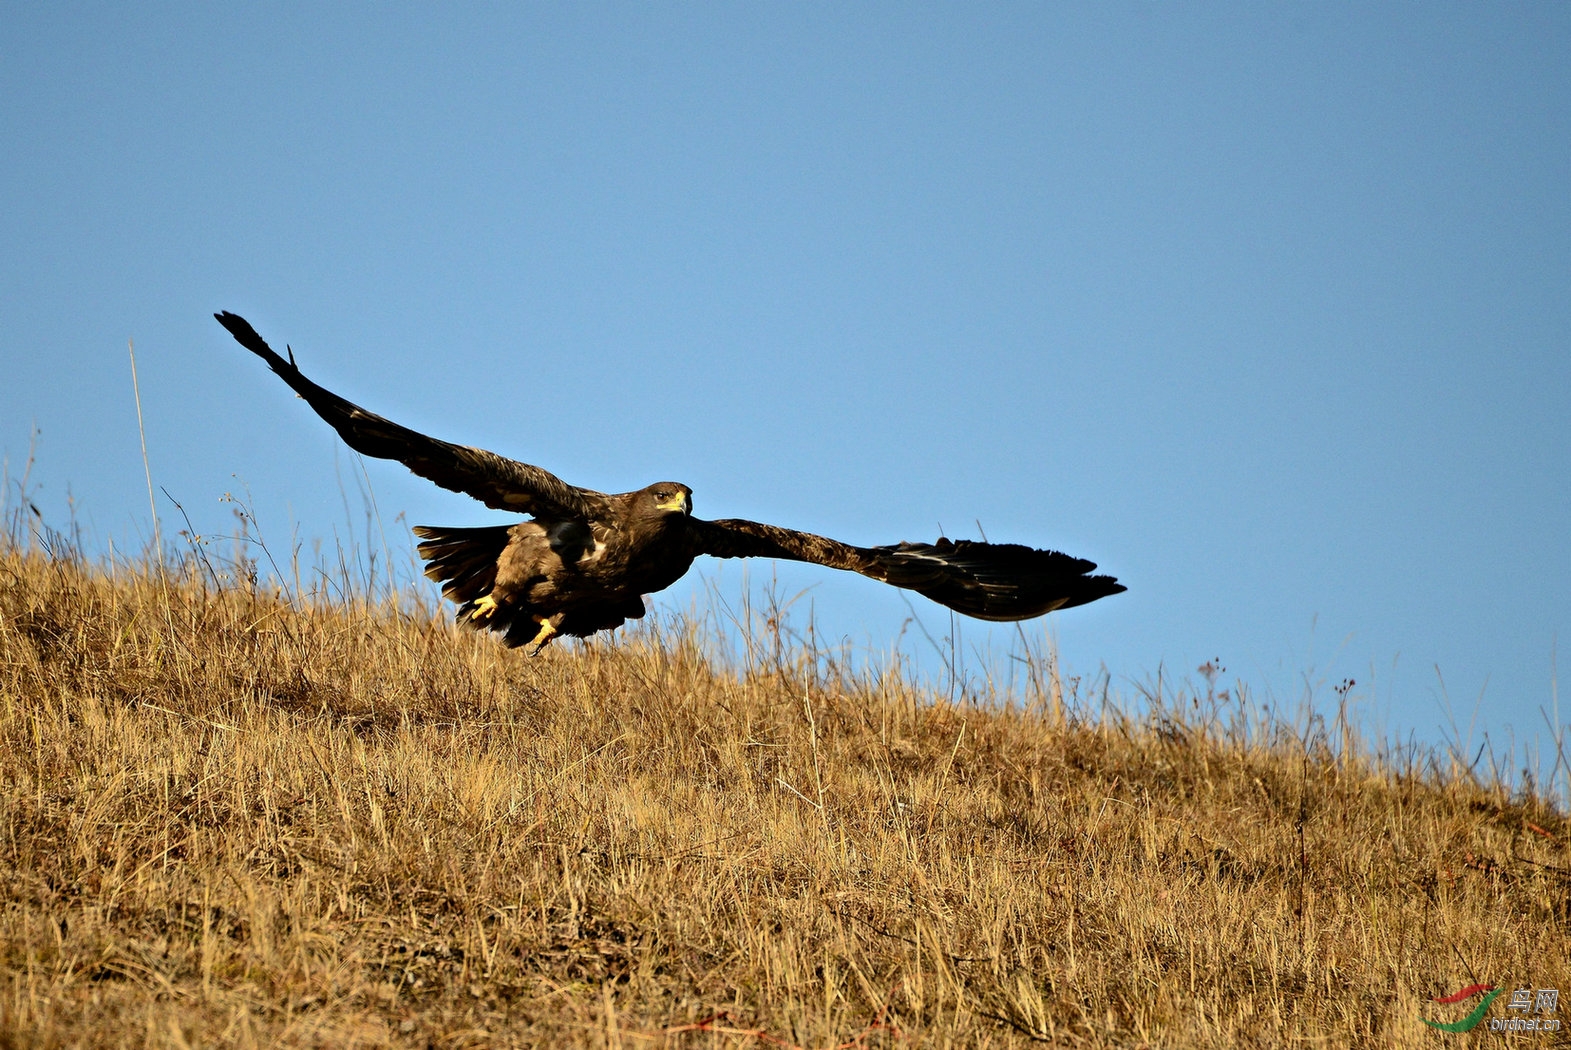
[638, 482, 692, 518]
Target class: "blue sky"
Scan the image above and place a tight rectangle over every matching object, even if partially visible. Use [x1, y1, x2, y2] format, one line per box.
[3, 5, 1567, 773]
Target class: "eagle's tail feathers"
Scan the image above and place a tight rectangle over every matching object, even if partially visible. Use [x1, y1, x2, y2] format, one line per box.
[412, 524, 511, 605]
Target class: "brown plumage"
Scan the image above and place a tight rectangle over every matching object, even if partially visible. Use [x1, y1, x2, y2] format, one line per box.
[216, 312, 1125, 653]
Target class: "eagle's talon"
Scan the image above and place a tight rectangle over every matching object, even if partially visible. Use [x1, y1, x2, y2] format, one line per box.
[526, 617, 558, 656]
[471, 593, 500, 624]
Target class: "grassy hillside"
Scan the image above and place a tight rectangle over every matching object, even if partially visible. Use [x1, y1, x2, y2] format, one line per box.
[1, 534, 1567, 1048]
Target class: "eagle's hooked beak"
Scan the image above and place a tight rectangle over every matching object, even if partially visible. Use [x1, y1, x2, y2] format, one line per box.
[657, 492, 692, 515]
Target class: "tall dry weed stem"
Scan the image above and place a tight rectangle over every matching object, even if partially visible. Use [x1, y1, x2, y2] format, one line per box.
[0, 526, 1566, 1047]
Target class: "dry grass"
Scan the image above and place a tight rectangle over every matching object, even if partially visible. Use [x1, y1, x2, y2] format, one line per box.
[1, 529, 1568, 1048]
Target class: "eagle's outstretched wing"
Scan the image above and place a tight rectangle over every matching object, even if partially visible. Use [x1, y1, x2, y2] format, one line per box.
[685, 517, 1125, 621]
[216, 312, 610, 520]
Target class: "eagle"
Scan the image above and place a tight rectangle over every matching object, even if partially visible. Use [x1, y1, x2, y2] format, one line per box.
[216, 312, 1124, 653]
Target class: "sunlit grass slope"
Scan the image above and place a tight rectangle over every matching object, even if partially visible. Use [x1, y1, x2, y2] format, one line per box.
[1, 536, 1567, 1048]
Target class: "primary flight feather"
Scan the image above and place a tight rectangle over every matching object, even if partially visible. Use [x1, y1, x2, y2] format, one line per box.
[216, 312, 1125, 653]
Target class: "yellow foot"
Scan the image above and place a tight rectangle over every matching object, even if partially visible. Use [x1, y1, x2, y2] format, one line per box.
[527, 617, 558, 656]
[471, 593, 500, 624]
